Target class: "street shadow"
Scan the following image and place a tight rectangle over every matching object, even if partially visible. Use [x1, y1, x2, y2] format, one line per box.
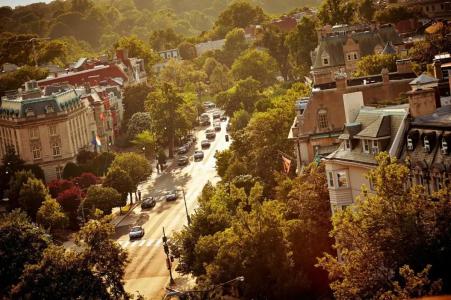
[114, 225, 131, 239]
[153, 200, 179, 214]
[145, 172, 191, 198]
[134, 213, 150, 226]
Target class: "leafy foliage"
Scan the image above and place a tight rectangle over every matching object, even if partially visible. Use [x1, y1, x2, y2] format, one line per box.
[231, 49, 278, 87]
[127, 112, 152, 140]
[103, 166, 134, 201]
[354, 53, 397, 77]
[122, 82, 152, 125]
[317, 0, 356, 25]
[84, 185, 123, 216]
[110, 152, 151, 190]
[18, 177, 50, 219]
[36, 197, 68, 233]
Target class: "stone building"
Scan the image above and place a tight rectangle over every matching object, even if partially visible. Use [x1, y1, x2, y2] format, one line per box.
[0, 81, 96, 181]
[311, 24, 404, 85]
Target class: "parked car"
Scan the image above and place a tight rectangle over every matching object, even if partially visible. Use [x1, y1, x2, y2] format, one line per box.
[141, 197, 156, 209]
[177, 155, 189, 166]
[201, 140, 211, 149]
[226, 123, 231, 132]
[193, 150, 204, 160]
[220, 115, 227, 121]
[213, 112, 220, 119]
[165, 190, 178, 201]
[177, 145, 188, 155]
[129, 226, 145, 240]
[214, 123, 221, 131]
[205, 128, 216, 139]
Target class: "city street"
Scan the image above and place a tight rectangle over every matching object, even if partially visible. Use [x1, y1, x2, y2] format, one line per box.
[113, 110, 229, 299]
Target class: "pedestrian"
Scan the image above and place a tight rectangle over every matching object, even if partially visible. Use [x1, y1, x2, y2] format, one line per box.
[138, 190, 141, 202]
[156, 163, 160, 173]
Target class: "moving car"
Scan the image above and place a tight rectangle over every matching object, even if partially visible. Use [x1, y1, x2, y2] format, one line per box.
[177, 145, 188, 155]
[193, 150, 204, 160]
[201, 140, 211, 149]
[141, 197, 156, 209]
[226, 123, 231, 132]
[205, 128, 216, 139]
[165, 190, 178, 201]
[129, 226, 145, 240]
[213, 112, 220, 119]
[214, 123, 221, 131]
[220, 115, 227, 121]
[177, 155, 189, 166]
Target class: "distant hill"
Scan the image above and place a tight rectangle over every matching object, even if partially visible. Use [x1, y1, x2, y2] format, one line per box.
[0, 0, 51, 7]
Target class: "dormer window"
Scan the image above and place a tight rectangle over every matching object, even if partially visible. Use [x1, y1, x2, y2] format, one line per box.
[321, 53, 330, 66]
[344, 140, 351, 150]
[424, 137, 431, 153]
[46, 105, 54, 113]
[318, 109, 328, 130]
[26, 108, 34, 117]
[407, 137, 414, 151]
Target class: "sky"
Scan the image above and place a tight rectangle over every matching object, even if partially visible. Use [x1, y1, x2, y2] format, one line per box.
[0, 0, 52, 7]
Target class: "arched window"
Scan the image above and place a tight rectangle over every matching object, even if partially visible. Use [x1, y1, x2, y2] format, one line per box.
[318, 109, 328, 130]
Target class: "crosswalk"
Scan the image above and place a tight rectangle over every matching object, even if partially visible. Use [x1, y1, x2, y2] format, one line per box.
[116, 238, 162, 249]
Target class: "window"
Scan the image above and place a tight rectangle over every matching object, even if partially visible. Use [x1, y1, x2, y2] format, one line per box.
[347, 54, 351, 61]
[52, 142, 61, 157]
[336, 170, 348, 188]
[415, 173, 424, 186]
[369, 177, 375, 191]
[318, 109, 328, 130]
[362, 140, 370, 153]
[29, 127, 39, 139]
[344, 140, 351, 150]
[323, 57, 329, 65]
[327, 172, 334, 187]
[31, 144, 41, 160]
[56, 166, 63, 179]
[46, 105, 54, 113]
[407, 137, 414, 150]
[26, 108, 34, 117]
[353, 53, 358, 60]
[49, 125, 57, 136]
[424, 137, 430, 153]
[442, 138, 448, 154]
[372, 140, 379, 154]
[432, 176, 443, 192]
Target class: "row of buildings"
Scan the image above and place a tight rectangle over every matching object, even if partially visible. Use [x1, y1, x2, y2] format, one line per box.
[289, 53, 451, 214]
[0, 49, 146, 181]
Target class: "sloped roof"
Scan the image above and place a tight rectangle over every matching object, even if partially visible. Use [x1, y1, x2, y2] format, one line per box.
[355, 115, 391, 138]
[312, 25, 402, 69]
[409, 73, 439, 85]
[382, 42, 396, 54]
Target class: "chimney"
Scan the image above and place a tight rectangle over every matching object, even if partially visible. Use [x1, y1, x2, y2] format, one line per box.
[432, 60, 443, 80]
[407, 88, 437, 118]
[396, 59, 413, 74]
[335, 72, 347, 91]
[382, 68, 389, 84]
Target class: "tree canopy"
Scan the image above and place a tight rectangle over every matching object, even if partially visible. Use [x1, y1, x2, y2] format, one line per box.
[231, 49, 278, 87]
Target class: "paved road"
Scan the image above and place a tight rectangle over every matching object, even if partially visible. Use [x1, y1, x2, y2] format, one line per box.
[113, 110, 229, 299]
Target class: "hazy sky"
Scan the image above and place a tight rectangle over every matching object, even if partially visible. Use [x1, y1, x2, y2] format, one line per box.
[0, 0, 52, 7]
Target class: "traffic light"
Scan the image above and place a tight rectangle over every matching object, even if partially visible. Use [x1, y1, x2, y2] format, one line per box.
[163, 242, 169, 254]
[162, 236, 167, 243]
[166, 257, 171, 269]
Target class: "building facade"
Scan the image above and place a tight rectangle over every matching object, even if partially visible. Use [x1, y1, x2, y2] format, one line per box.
[0, 81, 95, 181]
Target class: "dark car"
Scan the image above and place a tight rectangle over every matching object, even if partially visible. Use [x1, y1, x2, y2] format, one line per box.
[141, 197, 156, 209]
[193, 150, 204, 160]
[177, 155, 189, 166]
[213, 112, 220, 119]
[129, 226, 145, 240]
[226, 123, 231, 132]
[205, 129, 216, 139]
[177, 145, 188, 155]
[201, 140, 211, 149]
[214, 123, 221, 131]
[165, 190, 178, 201]
[220, 115, 227, 121]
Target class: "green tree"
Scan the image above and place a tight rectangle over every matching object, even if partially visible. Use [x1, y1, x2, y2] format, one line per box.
[127, 112, 152, 140]
[209, 63, 232, 95]
[110, 152, 151, 191]
[0, 209, 49, 295]
[149, 28, 183, 51]
[36, 197, 68, 233]
[356, 0, 376, 22]
[210, 1, 267, 38]
[6, 170, 36, 209]
[231, 49, 278, 87]
[216, 77, 263, 115]
[114, 35, 160, 72]
[214, 149, 233, 178]
[318, 0, 356, 25]
[0, 65, 49, 94]
[132, 130, 157, 158]
[374, 5, 419, 24]
[230, 109, 251, 132]
[317, 153, 451, 299]
[178, 41, 197, 60]
[259, 25, 290, 80]
[354, 53, 397, 76]
[83, 186, 123, 216]
[103, 166, 134, 202]
[285, 17, 318, 79]
[221, 27, 249, 66]
[122, 82, 152, 124]
[18, 178, 49, 219]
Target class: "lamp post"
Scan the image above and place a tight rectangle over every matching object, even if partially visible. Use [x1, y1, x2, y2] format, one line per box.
[162, 227, 175, 285]
[181, 188, 191, 226]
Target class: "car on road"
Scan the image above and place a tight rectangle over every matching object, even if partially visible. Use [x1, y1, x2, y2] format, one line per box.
[129, 226, 145, 240]
[177, 155, 189, 166]
[213, 112, 220, 119]
[214, 123, 221, 131]
[177, 145, 188, 155]
[203, 102, 215, 109]
[141, 197, 156, 209]
[220, 115, 227, 121]
[226, 123, 231, 132]
[205, 128, 216, 139]
[201, 140, 211, 149]
[193, 150, 204, 160]
[165, 190, 178, 201]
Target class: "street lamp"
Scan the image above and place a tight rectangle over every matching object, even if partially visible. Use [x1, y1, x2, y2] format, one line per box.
[162, 227, 175, 285]
[181, 188, 191, 226]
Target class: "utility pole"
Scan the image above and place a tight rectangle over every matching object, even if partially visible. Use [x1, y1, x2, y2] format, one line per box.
[162, 227, 175, 285]
[181, 188, 191, 225]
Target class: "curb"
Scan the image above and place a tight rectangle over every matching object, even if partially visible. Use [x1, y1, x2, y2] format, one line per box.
[112, 202, 140, 227]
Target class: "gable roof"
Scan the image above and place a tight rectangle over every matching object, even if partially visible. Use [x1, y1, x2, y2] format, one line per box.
[409, 73, 439, 85]
[355, 115, 391, 138]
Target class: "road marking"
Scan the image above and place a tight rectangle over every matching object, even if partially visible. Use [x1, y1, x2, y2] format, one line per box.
[137, 239, 146, 247]
[117, 239, 164, 249]
[120, 240, 130, 248]
[146, 239, 154, 246]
